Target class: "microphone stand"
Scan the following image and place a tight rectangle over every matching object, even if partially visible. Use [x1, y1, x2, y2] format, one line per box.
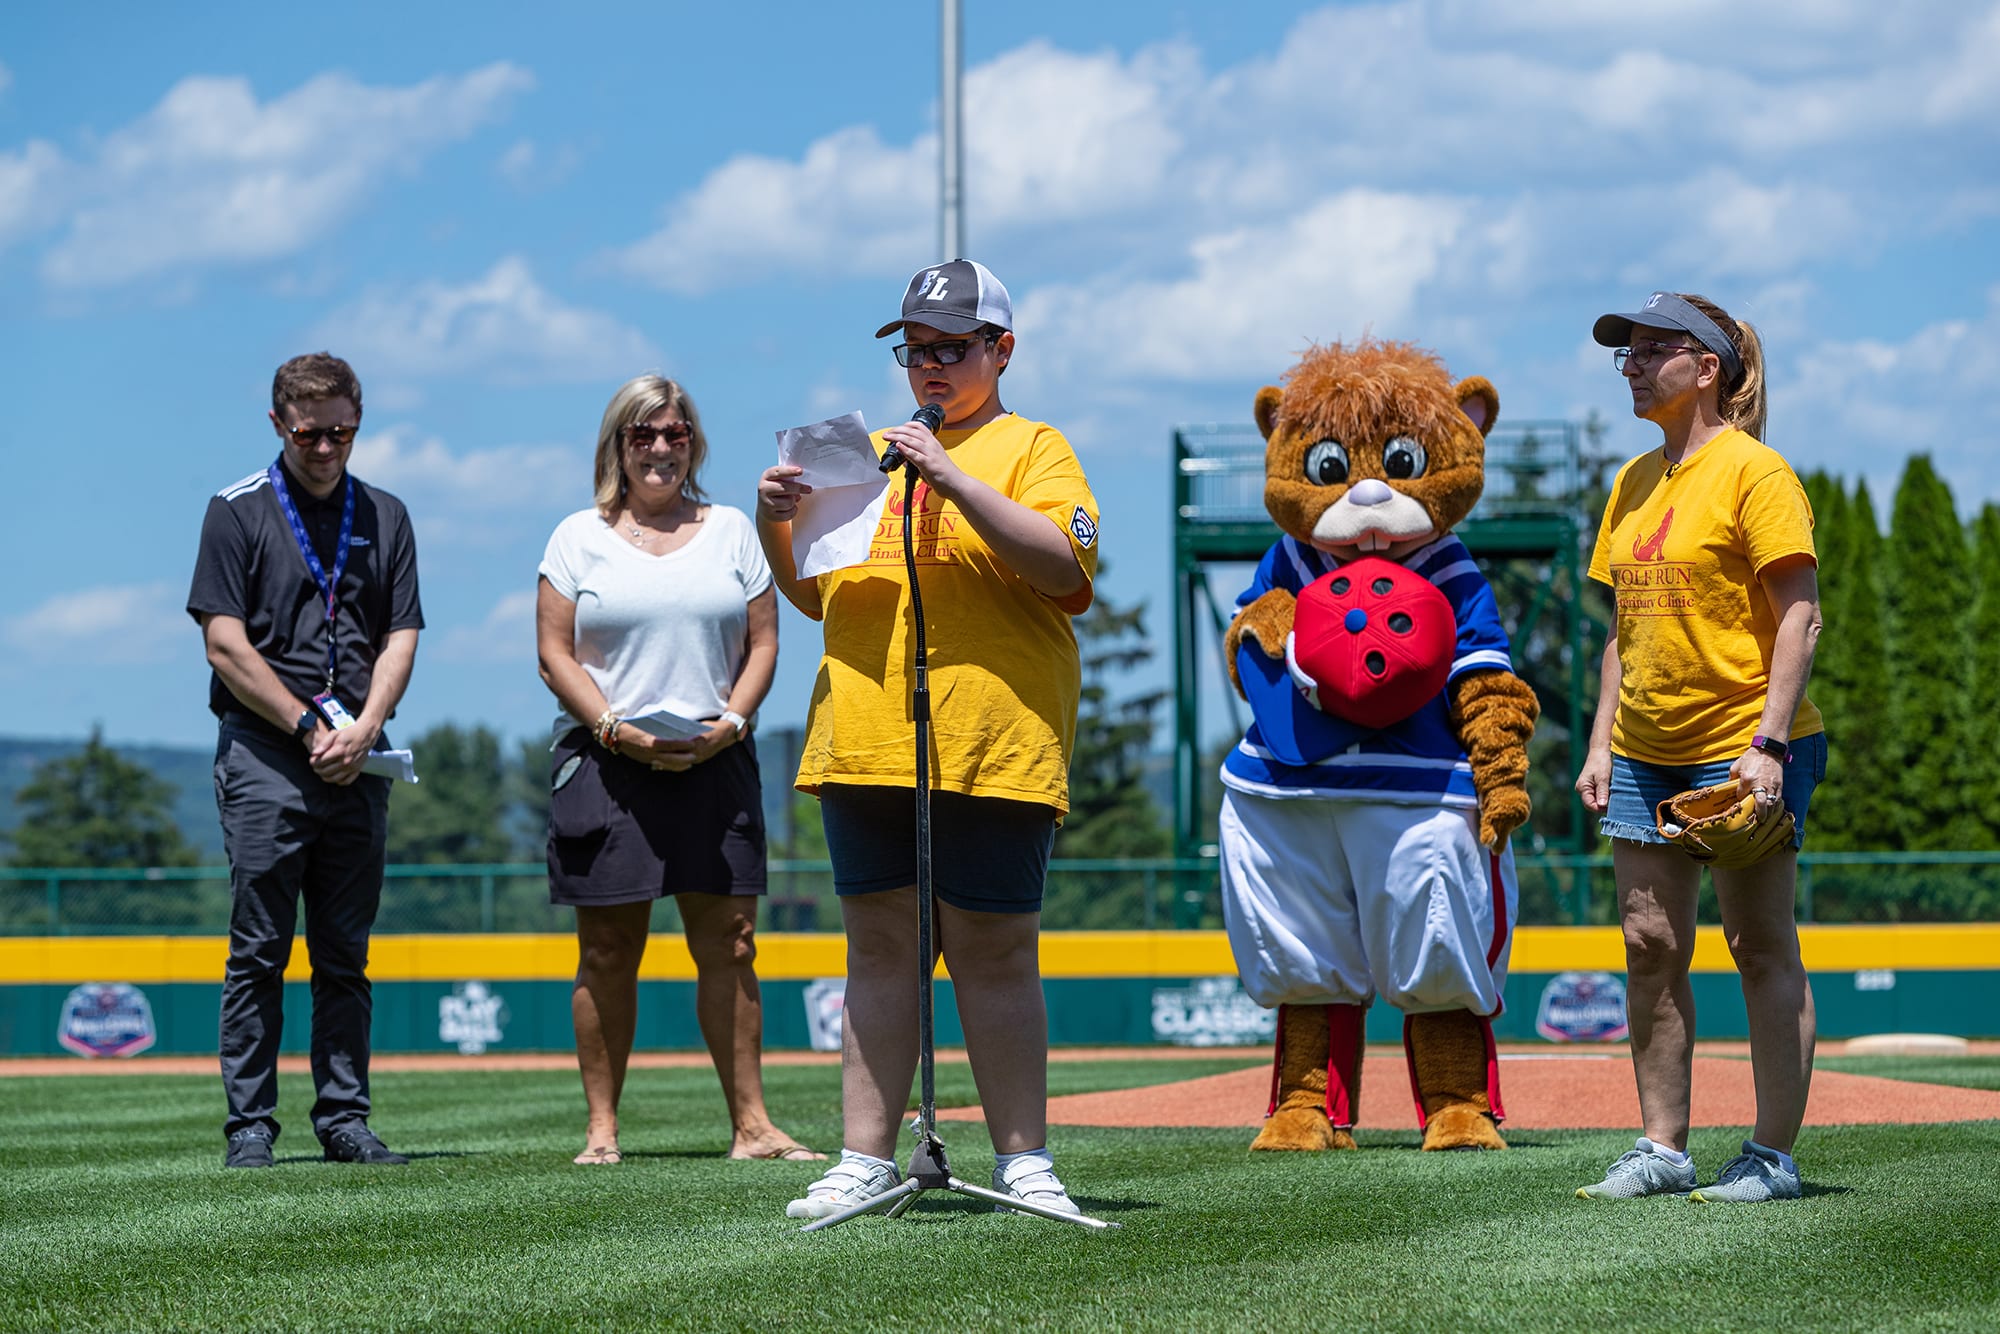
[800, 462, 1115, 1233]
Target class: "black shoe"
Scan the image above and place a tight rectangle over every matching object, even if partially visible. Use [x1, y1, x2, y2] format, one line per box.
[224, 1128, 275, 1169]
[322, 1125, 409, 1165]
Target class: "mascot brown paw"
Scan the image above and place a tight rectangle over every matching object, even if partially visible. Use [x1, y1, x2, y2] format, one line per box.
[1224, 587, 1296, 699]
[1250, 1002, 1363, 1152]
[1251, 1108, 1355, 1152]
[1405, 1009, 1508, 1151]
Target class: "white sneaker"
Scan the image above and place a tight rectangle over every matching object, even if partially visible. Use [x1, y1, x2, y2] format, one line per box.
[785, 1153, 902, 1220]
[992, 1156, 1080, 1215]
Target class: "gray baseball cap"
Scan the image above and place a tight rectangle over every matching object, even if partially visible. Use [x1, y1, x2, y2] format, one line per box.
[1592, 291, 1742, 382]
[875, 259, 1013, 339]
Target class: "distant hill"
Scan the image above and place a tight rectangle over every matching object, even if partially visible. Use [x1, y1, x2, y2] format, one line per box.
[0, 736, 226, 862]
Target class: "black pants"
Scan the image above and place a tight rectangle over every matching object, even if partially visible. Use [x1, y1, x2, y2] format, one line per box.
[214, 721, 390, 1145]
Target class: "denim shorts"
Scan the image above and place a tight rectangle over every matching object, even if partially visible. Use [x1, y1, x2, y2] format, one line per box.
[1600, 731, 1827, 850]
[819, 783, 1057, 915]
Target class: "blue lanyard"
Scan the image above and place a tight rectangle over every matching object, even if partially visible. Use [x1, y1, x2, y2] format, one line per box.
[267, 460, 354, 693]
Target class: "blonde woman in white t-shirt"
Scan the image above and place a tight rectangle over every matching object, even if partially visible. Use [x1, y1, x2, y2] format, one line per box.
[536, 374, 820, 1167]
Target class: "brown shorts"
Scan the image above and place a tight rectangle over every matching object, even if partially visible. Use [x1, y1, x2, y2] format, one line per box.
[546, 728, 767, 905]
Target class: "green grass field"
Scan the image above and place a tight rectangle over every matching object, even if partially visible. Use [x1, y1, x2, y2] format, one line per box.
[5, 1057, 1999, 1331]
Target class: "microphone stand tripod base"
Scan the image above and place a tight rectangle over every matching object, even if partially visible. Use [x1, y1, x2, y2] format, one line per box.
[797, 1125, 1120, 1233]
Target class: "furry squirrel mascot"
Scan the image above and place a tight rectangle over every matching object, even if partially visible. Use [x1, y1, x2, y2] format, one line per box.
[1219, 339, 1539, 1152]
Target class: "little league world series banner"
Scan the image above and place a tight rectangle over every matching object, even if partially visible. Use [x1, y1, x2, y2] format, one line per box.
[3, 926, 1997, 1059]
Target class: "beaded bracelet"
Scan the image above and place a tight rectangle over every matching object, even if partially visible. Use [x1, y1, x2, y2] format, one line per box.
[594, 710, 621, 750]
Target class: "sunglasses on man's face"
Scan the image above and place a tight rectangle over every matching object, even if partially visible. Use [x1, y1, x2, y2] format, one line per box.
[623, 422, 694, 449]
[284, 423, 359, 448]
[892, 335, 996, 368]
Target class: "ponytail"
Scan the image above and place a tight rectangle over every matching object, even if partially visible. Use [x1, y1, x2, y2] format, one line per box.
[1677, 292, 1766, 442]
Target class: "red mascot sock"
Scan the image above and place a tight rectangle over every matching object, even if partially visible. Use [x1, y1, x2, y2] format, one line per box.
[1251, 1002, 1363, 1152]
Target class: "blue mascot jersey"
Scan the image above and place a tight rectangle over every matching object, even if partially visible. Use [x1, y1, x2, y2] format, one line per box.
[1220, 534, 1515, 806]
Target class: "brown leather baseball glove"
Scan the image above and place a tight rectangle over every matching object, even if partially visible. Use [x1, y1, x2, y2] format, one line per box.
[1654, 782, 1795, 869]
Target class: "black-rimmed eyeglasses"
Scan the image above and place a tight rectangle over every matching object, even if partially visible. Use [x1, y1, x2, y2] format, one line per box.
[892, 333, 999, 368]
[1613, 340, 1708, 373]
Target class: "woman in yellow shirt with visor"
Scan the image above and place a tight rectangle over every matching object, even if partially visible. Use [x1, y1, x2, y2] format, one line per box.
[1574, 291, 1826, 1204]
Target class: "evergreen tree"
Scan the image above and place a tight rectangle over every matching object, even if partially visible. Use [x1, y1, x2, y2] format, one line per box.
[1885, 457, 1976, 850]
[1050, 572, 1171, 929]
[1057, 578, 1170, 860]
[511, 737, 552, 861]
[1836, 482, 1897, 848]
[3, 727, 205, 931]
[5, 726, 199, 869]
[385, 723, 514, 865]
[1795, 474, 1860, 849]
[1965, 503, 2000, 847]
[376, 723, 517, 931]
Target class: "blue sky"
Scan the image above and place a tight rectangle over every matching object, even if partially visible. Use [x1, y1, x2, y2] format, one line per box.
[3, 1, 1997, 752]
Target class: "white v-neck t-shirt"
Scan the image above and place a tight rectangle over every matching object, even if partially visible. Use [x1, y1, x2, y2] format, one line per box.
[539, 505, 773, 739]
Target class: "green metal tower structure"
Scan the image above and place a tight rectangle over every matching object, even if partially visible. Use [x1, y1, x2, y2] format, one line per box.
[1171, 420, 1596, 871]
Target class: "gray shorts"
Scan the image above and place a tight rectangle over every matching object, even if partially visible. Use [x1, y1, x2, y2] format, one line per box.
[546, 729, 767, 905]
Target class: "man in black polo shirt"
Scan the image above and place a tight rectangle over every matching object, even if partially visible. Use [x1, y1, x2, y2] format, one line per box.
[187, 352, 423, 1168]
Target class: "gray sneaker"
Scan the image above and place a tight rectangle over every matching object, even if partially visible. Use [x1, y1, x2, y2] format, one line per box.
[785, 1154, 902, 1220]
[1576, 1138, 1697, 1199]
[223, 1128, 275, 1169]
[1689, 1142, 1801, 1203]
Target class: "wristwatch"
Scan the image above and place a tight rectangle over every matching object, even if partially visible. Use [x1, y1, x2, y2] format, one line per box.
[292, 707, 319, 744]
[719, 710, 749, 739]
[1750, 734, 1791, 763]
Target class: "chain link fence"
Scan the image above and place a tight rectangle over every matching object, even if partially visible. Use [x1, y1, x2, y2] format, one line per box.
[5, 852, 2000, 935]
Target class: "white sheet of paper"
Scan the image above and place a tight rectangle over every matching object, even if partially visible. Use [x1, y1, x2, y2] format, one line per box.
[776, 412, 889, 577]
[623, 706, 707, 741]
[793, 480, 889, 577]
[776, 411, 883, 486]
[361, 749, 419, 783]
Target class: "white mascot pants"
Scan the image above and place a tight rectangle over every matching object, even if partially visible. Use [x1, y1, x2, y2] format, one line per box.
[1218, 791, 1517, 1014]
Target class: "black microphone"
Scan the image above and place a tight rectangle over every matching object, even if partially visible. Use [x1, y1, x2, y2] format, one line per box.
[878, 402, 946, 473]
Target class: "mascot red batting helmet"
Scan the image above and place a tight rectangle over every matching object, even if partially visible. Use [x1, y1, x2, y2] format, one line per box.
[1285, 557, 1456, 726]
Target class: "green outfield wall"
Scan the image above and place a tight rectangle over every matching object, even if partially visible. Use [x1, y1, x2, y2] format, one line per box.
[5, 926, 1997, 1060]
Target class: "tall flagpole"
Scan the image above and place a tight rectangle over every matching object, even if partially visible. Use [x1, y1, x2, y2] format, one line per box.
[939, 0, 964, 259]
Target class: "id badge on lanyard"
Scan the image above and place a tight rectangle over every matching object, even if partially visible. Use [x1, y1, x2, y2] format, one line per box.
[267, 460, 355, 704]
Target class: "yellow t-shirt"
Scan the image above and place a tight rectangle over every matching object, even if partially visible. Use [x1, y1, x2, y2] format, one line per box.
[797, 413, 1100, 813]
[1587, 427, 1824, 765]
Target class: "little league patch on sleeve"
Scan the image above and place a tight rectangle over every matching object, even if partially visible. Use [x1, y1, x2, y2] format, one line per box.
[1070, 506, 1098, 548]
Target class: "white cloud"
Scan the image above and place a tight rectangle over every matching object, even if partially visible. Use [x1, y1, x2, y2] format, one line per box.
[348, 424, 587, 511]
[610, 127, 928, 294]
[606, 1, 1999, 308]
[610, 39, 1192, 293]
[1016, 190, 1474, 381]
[431, 589, 539, 664]
[1772, 286, 2000, 513]
[312, 256, 659, 383]
[496, 137, 582, 193]
[0, 140, 64, 247]
[3, 583, 185, 664]
[19, 64, 531, 287]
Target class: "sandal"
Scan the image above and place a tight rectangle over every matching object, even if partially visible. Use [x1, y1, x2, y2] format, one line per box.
[730, 1143, 826, 1162]
[573, 1144, 623, 1165]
